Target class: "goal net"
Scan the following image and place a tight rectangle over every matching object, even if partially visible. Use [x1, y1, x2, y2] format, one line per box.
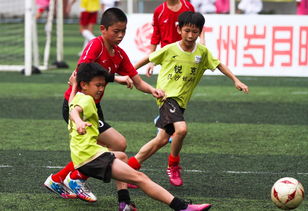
[0, 0, 67, 76]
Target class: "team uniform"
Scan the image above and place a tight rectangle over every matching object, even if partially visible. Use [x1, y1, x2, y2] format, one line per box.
[69, 92, 115, 182]
[79, 0, 100, 26]
[63, 36, 138, 133]
[149, 41, 220, 134]
[151, 0, 195, 48]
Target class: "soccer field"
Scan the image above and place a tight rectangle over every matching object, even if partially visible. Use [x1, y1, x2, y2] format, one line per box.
[0, 71, 307, 210]
[0, 23, 308, 210]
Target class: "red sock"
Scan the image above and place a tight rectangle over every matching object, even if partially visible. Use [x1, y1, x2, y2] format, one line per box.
[168, 154, 180, 167]
[128, 157, 141, 170]
[70, 170, 89, 180]
[51, 162, 74, 183]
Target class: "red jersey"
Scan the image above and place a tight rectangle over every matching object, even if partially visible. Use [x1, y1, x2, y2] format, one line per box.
[64, 36, 138, 103]
[150, 0, 195, 47]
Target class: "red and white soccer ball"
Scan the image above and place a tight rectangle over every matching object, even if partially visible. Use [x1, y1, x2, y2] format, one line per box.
[271, 177, 305, 210]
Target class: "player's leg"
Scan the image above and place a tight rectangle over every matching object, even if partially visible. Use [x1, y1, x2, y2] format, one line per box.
[167, 121, 187, 187]
[170, 121, 187, 157]
[127, 128, 170, 187]
[133, 129, 170, 165]
[112, 152, 137, 210]
[98, 127, 127, 151]
[79, 12, 95, 55]
[112, 158, 212, 211]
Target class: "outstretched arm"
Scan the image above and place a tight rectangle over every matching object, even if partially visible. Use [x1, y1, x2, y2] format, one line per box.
[114, 75, 134, 89]
[217, 63, 249, 93]
[134, 56, 150, 70]
[131, 74, 165, 99]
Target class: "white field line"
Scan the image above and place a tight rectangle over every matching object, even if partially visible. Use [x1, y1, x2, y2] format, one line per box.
[1, 165, 307, 176]
[0, 165, 12, 168]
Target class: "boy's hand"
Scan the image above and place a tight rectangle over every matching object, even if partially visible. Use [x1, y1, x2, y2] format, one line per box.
[76, 120, 92, 135]
[152, 88, 165, 99]
[146, 63, 155, 77]
[68, 71, 77, 87]
[235, 81, 249, 93]
[115, 75, 134, 89]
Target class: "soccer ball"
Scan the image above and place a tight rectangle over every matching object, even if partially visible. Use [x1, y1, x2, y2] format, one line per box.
[271, 177, 305, 210]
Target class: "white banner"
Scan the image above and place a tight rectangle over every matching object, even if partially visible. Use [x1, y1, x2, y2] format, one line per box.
[120, 14, 308, 77]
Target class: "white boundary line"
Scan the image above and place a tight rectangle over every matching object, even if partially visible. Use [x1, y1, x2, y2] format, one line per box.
[1, 165, 307, 176]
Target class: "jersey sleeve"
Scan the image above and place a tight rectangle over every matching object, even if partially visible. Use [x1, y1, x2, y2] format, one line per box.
[150, 8, 161, 45]
[202, 47, 220, 71]
[117, 48, 138, 78]
[149, 45, 168, 65]
[72, 95, 96, 120]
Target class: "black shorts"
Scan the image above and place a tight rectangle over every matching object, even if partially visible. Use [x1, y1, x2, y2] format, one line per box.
[155, 98, 185, 136]
[77, 152, 115, 183]
[62, 99, 111, 133]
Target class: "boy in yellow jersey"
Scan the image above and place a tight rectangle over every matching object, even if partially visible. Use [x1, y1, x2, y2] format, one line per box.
[128, 11, 249, 187]
[65, 62, 212, 211]
[66, 0, 103, 53]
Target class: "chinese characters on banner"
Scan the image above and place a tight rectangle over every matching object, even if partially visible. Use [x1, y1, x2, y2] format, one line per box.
[206, 25, 308, 68]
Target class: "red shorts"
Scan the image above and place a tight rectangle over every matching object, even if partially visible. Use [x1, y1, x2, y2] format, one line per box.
[80, 11, 98, 26]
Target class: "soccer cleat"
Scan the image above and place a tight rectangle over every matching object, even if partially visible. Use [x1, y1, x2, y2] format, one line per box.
[167, 165, 183, 186]
[118, 201, 137, 211]
[64, 173, 97, 203]
[180, 203, 212, 211]
[44, 174, 77, 199]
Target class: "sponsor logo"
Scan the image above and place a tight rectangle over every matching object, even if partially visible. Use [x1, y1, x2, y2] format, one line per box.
[195, 55, 202, 63]
[99, 120, 104, 128]
[134, 22, 153, 53]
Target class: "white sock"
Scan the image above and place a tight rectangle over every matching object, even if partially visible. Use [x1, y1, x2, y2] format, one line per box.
[81, 30, 95, 41]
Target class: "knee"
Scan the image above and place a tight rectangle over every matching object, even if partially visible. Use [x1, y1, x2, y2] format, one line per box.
[132, 171, 150, 185]
[174, 127, 187, 137]
[115, 152, 128, 162]
[117, 137, 127, 152]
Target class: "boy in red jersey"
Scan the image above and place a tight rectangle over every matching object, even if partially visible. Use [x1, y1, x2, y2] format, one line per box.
[44, 8, 164, 207]
[151, 0, 194, 51]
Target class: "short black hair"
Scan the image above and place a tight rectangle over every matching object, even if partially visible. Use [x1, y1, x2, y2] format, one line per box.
[77, 63, 110, 89]
[100, 8, 127, 28]
[178, 11, 205, 32]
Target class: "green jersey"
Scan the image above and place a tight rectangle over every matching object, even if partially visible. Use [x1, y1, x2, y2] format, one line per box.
[68, 92, 108, 168]
[150, 42, 220, 108]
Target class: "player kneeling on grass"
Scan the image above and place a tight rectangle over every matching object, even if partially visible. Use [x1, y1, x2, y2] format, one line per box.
[56, 62, 212, 211]
[128, 11, 249, 188]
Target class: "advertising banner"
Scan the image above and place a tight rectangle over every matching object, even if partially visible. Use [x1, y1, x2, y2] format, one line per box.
[120, 14, 308, 77]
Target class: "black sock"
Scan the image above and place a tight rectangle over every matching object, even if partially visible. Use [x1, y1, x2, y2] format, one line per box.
[117, 189, 131, 203]
[169, 197, 188, 210]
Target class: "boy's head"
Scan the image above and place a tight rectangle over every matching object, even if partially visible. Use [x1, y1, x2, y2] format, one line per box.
[100, 8, 127, 46]
[178, 11, 205, 32]
[100, 8, 127, 29]
[77, 63, 109, 100]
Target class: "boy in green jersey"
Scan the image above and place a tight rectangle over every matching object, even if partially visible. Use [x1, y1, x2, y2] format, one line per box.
[66, 62, 212, 211]
[128, 11, 249, 187]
